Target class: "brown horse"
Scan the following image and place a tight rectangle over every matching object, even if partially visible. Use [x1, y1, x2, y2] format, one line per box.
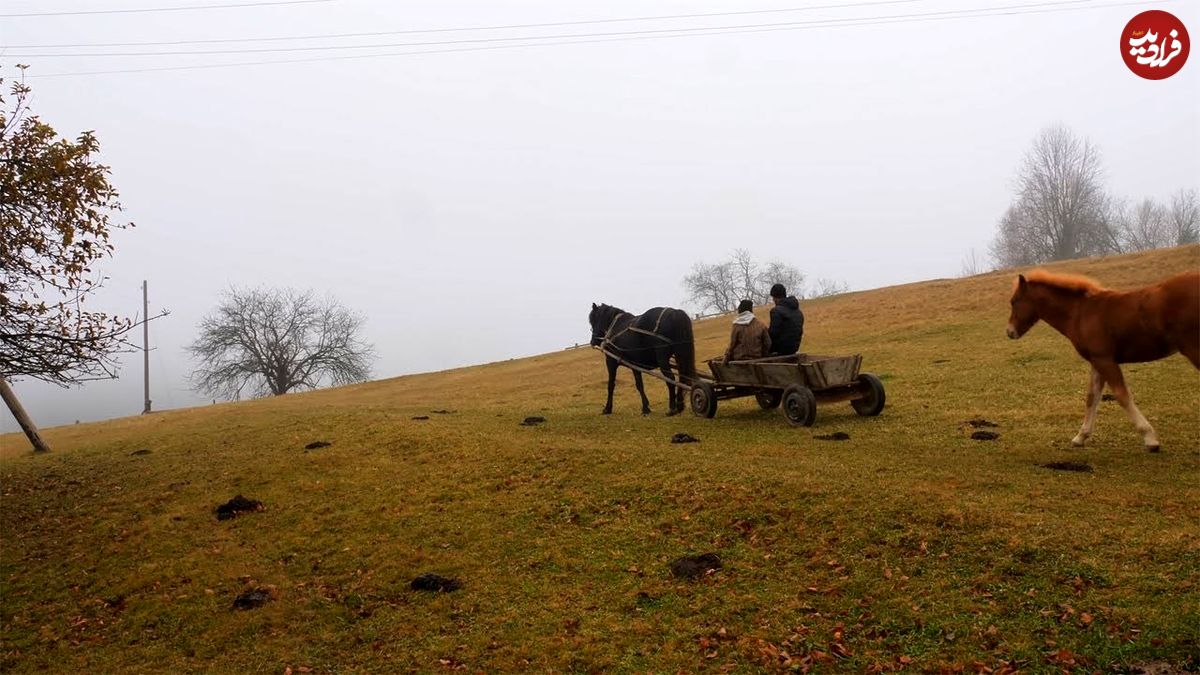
[1006, 269, 1199, 451]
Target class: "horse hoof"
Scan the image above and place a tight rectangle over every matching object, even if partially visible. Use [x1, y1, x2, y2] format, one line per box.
[601, 409, 612, 416]
[1070, 435, 1087, 447]
[665, 410, 678, 417]
[1146, 445, 1161, 453]
[642, 410, 651, 416]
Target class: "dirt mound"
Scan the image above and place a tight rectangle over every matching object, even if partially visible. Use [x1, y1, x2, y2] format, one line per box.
[1041, 461, 1093, 472]
[215, 495, 264, 521]
[815, 432, 850, 441]
[670, 553, 722, 580]
[971, 431, 1000, 441]
[520, 416, 546, 426]
[232, 588, 272, 610]
[411, 574, 461, 592]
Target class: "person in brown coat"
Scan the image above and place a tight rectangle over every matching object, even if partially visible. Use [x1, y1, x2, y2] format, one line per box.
[724, 299, 772, 363]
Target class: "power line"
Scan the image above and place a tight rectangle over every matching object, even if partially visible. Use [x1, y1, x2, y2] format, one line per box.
[23, 0, 1167, 78]
[6, 0, 929, 47]
[0, 0, 332, 18]
[3, 0, 1110, 57]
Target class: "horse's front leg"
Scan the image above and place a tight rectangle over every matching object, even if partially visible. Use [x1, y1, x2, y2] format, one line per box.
[602, 358, 618, 415]
[1071, 366, 1104, 447]
[1094, 359, 1160, 451]
[633, 371, 651, 415]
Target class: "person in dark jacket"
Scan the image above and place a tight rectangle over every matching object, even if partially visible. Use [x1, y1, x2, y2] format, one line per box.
[768, 283, 804, 355]
[724, 299, 771, 364]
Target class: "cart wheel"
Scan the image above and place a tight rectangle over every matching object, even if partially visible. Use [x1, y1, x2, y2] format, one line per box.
[690, 381, 718, 418]
[851, 373, 886, 416]
[782, 384, 817, 427]
[755, 390, 782, 410]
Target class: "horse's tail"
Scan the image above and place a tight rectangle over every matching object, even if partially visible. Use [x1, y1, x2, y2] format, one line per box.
[673, 308, 697, 386]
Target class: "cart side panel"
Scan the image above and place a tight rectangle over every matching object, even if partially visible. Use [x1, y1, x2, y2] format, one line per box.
[800, 354, 862, 389]
[752, 362, 807, 388]
[708, 360, 804, 388]
[709, 354, 863, 390]
[707, 360, 760, 387]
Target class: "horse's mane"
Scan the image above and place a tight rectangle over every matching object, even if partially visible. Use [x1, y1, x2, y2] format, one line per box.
[1022, 269, 1103, 295]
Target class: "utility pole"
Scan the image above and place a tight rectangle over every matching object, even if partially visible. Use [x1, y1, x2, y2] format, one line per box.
[142, 280, 151, 415]
[0, 378, 50, 453]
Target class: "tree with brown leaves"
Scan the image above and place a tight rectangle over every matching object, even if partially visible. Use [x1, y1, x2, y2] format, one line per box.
[1, 67, 151, 451]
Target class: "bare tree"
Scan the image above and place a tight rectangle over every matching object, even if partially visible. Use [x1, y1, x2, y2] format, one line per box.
[990, 204, 1044, 268]
[730, 249, 760, 304]
[189, 287, 375, 399]
[757, 259, 806, 301]
[1112, 198, 1172, 252]
[959, 248, 988, 277]
[683, 251, 808, 313]
[990, 125, 1115, 267]
[1106, 189, 1198, 252]
[683, 260, 739, 314]
[810, 278, 850, 298]
[1169, 188, 1199, 245]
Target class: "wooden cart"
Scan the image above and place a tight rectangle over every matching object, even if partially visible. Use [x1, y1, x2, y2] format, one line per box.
[689, 353, 886, 426]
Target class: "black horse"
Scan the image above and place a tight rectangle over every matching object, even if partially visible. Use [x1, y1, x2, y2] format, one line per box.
[588, 303, 696, 416]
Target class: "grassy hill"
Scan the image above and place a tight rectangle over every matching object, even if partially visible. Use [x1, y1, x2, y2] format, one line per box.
[2, 246, 1198, 673]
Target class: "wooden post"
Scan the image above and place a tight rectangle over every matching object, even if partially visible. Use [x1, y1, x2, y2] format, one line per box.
[0, 378, 51, 454]
[142, 280, 151, 414]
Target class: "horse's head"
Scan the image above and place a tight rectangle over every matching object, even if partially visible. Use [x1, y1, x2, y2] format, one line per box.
[588, 302, 606, 346]
[589, 302, 626, 346]
[1007, 274, 1039, 339]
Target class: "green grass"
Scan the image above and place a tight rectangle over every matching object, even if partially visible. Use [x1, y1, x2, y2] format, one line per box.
[3, 246, 1199, 673]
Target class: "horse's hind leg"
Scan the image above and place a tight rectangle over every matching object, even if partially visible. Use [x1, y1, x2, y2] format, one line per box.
[1072, 366, 1104, 447]
[657, 365, 676, 413]
[1094, 358, 1160, 451]
[670, 355, 687, 414]
[657, 349, 680, 415]
[633, 371, 651, 415]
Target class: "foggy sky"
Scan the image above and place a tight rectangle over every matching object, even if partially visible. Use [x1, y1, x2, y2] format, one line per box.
[2, 0, 1198, 433]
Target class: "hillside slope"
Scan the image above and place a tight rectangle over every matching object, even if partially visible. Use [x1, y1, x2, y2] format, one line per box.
[2, 246, 1197, 673]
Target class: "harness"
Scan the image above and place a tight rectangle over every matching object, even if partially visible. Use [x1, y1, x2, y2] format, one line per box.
[596, 308, 674, 350]
[592, 307, 696, 385]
